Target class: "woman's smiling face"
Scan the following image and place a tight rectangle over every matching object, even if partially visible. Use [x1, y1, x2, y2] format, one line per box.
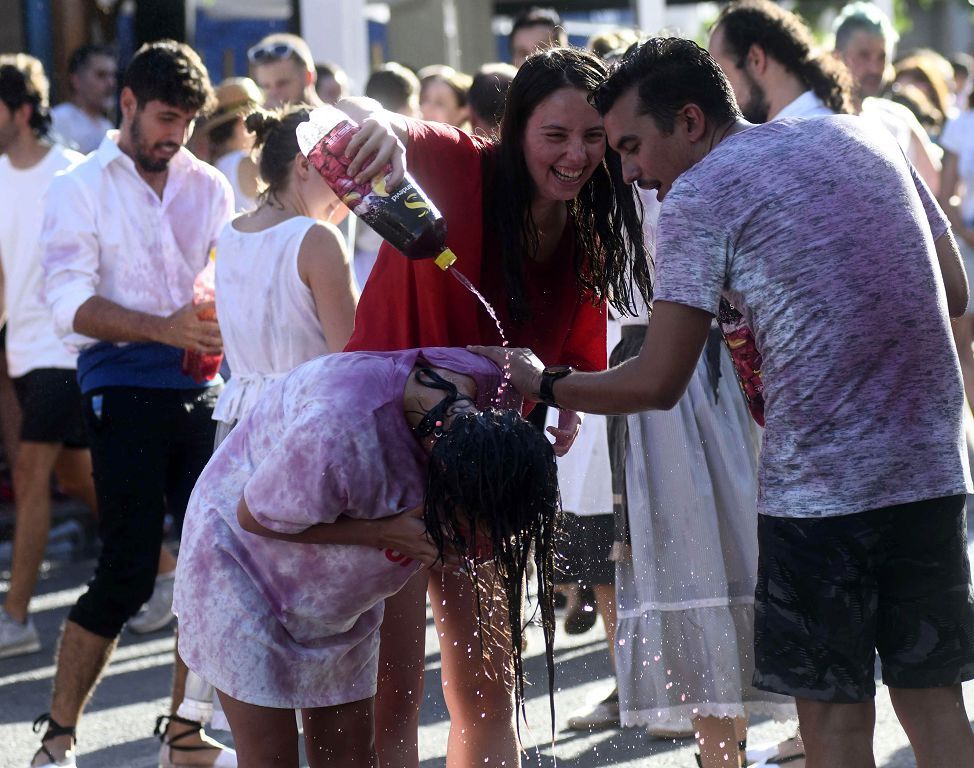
[522, 86, 606, 204]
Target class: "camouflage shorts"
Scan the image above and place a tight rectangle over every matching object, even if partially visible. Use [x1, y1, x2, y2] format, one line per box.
[753, 495, 974, 703]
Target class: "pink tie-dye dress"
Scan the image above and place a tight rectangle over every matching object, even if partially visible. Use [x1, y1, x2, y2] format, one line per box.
[173, 347, 514, 709]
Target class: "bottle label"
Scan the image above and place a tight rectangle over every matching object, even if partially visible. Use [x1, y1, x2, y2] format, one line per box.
[717, 297, 765, 426]
[306, 120, 448, 261]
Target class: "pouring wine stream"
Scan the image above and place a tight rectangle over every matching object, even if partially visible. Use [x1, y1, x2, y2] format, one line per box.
[447, 268, 513, 399]
[296, 110, 514, 399]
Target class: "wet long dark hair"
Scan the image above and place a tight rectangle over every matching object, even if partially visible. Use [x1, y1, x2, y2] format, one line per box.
[488, 47, 651, 324]
[424, 407, 561, 733]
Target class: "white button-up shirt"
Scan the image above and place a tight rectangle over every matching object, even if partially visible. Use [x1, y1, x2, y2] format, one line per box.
[774, 90, 833, 120]
[42, 131, 234, 351]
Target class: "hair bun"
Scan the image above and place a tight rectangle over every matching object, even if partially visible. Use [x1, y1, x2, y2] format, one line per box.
[245, 109, 280, 148]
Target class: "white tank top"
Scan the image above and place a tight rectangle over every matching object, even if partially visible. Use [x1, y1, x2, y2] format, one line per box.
[213, 216, 331, 423]
[214, 150, 257, 213]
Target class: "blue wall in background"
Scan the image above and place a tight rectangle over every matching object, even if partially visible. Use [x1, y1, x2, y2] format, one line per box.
[194, 12, 289, 81]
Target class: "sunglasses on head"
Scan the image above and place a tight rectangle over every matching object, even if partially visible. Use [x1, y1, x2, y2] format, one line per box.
[247, 41, 296, 64]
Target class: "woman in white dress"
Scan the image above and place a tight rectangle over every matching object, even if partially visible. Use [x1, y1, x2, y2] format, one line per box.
[610, 194, 794, 768]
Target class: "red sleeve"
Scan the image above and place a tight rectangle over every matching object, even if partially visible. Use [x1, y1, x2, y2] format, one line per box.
[345, 120, 494, 352]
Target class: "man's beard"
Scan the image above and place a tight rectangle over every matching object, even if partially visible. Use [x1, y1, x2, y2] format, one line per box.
[740, 69, 771, 124]
[130, 112, 176, 173]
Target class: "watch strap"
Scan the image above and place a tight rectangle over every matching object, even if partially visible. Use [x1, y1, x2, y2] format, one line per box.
[539, 367, 572, 408]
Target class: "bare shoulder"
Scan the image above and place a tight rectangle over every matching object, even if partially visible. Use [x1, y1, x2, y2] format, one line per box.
[298, 221, 351, 283]
[300, 221, 347, 259]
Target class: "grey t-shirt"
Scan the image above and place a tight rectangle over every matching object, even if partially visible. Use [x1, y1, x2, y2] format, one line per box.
[654, 115, 971, 518]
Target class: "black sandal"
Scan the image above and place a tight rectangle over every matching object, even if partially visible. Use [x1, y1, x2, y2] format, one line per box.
[155, 714, 236, 768]
[32, 713, 76, 766]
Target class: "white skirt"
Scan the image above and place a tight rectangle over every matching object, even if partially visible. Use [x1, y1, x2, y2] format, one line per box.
[615, 345, 795, 728]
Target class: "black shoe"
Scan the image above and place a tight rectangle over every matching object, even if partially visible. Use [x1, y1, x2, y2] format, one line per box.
[564, 585, 598, 635]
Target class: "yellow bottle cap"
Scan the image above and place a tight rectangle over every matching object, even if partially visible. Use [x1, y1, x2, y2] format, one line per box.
[435, 248, 457, 270]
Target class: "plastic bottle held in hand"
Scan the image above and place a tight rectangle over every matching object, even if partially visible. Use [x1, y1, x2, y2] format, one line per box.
[181, 249, 223, 383]
[295, 106, 457, 270]
[717, 297, 765, 426]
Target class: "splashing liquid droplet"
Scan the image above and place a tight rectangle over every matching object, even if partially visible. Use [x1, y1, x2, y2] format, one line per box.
[448, 268, 511, 399]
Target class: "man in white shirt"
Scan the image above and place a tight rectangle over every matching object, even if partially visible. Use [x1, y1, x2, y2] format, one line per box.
[0, 56, 95, 662]
[33, 41, 235, 768]
[832, 1, 942, 193]
[49, 45, 115, 155]
[709, 0, 853, 122]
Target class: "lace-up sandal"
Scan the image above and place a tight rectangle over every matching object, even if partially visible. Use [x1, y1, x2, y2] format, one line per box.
[155, 714, 237, 768]
[30, 713, 77, 768]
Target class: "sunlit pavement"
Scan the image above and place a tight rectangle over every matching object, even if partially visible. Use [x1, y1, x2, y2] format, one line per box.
[1, 534, 973, 768]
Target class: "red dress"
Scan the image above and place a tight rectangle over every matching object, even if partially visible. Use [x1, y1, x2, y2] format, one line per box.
[344, 119, 606, 374]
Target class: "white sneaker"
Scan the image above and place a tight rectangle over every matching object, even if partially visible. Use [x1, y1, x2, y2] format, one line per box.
[0, 609, 40, 659]
[748, 734, 805, 766]
[128, 572, 176, 634]
[29, 749, 76, 768]
[566, 692, 620, 731]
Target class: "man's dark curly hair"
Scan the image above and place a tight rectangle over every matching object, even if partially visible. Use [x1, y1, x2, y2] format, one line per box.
[713, 0, 854, 116]
[123, 39, 216, 115]
[424, 407, 561, 732]
[0, 54, 51, 137]
[592, 37, 741, 133]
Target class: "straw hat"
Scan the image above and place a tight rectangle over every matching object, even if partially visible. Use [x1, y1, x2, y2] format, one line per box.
[200, 77, 263, 135]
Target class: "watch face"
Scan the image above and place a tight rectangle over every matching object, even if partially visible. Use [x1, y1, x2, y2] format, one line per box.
[544, 365, 572, 376]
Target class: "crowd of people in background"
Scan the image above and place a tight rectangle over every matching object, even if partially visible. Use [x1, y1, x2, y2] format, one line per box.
[1, 2, 973, 768]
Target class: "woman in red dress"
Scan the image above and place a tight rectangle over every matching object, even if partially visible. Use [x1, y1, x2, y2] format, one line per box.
[341, 47, 650, 766]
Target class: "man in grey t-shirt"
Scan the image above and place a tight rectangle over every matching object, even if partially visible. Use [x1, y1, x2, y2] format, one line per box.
[475, 38, 974, 767]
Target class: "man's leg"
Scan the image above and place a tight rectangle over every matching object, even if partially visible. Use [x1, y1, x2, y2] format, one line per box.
[4, 441, 62, 623]
[52, 447, 97, 514]
[795, 698, 876, 768]
[158, 386, 234, 761]
[6, 369, 94, 630]
[31, 388, 171, 762]
[33, 620, 118, 765]
[878, 496, 974, 766]
[889, 685, 974, 767]
[753, 513, 881, 768]
[0, 340, 22, 469]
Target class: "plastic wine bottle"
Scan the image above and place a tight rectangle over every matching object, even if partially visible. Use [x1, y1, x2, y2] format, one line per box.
[181, 249, 223, 383]
[717, 297, 765, 426]
[295, 106, 457, 270]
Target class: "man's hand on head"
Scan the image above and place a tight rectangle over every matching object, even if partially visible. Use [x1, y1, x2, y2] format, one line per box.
[467, 345, 545, 402]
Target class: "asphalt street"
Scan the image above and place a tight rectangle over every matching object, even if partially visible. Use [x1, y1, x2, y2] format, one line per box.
[1, 510, 974, 767]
